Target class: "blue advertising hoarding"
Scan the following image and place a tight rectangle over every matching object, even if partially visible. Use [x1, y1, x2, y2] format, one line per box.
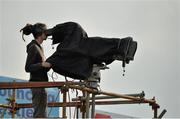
[0, 76, 60, 118]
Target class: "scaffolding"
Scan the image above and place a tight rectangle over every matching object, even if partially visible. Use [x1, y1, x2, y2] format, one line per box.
[0, 65, 167, 118]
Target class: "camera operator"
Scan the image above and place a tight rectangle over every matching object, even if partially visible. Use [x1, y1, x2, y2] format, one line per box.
[20, 23, 51, 118]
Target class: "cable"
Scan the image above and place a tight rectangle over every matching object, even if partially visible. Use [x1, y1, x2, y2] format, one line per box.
[67, 89, 71, 118]
[47, 71, 60, 117]
[65, 77, 72, 119]
[73, 89, 79, 119]
[48, 71, 58, 82]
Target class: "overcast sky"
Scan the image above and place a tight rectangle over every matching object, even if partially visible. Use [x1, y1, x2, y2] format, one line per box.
[0, 0, 180, 117]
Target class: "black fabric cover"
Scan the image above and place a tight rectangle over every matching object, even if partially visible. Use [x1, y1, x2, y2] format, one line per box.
[46, 22, 137, 80]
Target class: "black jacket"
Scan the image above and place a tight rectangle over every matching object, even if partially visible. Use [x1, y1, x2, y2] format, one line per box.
[25, 40, 48, 82]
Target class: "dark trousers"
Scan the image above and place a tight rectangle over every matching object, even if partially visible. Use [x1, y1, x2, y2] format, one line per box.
[31, 88, 47, 118]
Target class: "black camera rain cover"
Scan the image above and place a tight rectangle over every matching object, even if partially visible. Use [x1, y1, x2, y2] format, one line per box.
[46, 22, 137, 80]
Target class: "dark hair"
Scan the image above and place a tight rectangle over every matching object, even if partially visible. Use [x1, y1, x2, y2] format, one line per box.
[20, 23, 47, 41]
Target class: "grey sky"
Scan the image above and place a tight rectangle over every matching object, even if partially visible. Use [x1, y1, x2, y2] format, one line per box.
[0, 0, 180, 117]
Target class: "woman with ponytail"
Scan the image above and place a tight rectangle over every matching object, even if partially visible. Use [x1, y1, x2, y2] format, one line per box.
[20, 23, 51, 118]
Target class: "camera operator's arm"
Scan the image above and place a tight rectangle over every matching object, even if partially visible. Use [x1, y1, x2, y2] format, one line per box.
[25, 45, 51, 72]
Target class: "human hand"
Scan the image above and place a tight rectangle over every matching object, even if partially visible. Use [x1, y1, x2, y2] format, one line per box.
[42, 62, 52, 68]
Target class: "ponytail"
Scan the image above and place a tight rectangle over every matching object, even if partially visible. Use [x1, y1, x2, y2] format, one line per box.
[20, 24, 33, 41]
[20, 23, 46, 41]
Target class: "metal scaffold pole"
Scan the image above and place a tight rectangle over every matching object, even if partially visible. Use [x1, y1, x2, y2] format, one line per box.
[0, 81, 166, 118]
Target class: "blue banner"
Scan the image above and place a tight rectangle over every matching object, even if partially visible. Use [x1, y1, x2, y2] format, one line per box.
[0, 76, 60, 118]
